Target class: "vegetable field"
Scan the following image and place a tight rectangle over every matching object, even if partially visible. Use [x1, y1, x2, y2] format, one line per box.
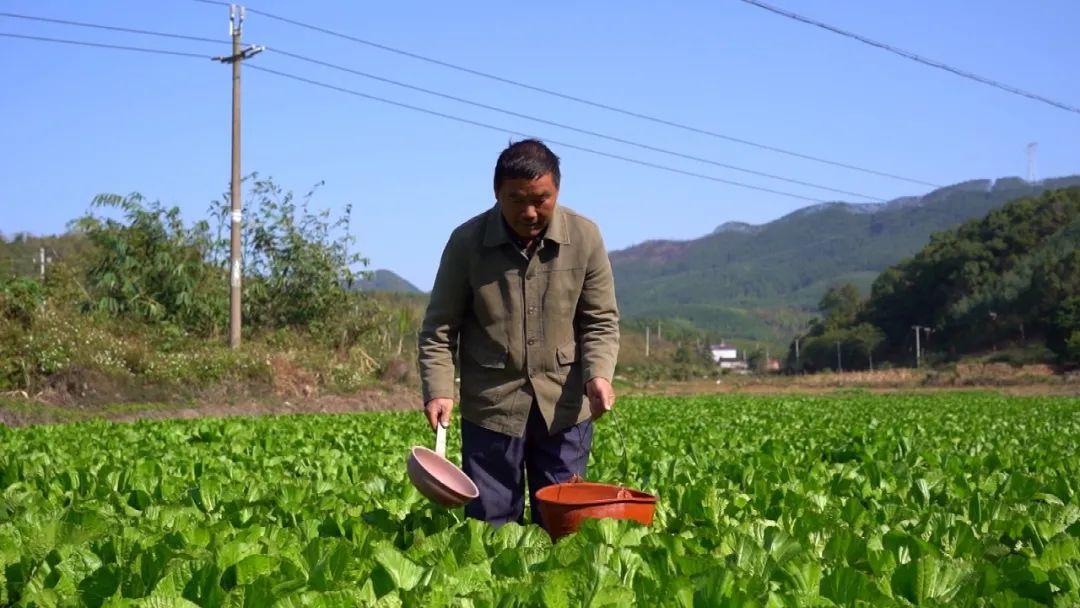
[1, 393, 1078, 606]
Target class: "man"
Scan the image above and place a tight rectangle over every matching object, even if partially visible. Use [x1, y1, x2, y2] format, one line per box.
[418, 139, 620, 527]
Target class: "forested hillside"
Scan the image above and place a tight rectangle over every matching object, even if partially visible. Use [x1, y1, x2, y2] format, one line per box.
[792, 187, 1080, 370]
[611, 175, 1080, 342]
[356, 269, 422, 294]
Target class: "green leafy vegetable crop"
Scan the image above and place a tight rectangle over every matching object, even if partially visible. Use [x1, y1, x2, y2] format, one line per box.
[1, 393, 1078, 606]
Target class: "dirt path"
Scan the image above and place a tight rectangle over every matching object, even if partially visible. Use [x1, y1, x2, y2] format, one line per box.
[4, 375, 1076, 428]
[0, 385, 424, 427]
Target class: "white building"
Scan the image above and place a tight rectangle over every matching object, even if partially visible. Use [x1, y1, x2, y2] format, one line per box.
[710, 343, 747, 371]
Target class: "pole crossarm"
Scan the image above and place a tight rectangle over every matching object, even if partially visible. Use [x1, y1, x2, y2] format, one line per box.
[213, 44, 263, 63]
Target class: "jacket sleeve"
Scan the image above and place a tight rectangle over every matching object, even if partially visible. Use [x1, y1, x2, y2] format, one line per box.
[418, 232, 469, 404]
[577, 231, 620, 383]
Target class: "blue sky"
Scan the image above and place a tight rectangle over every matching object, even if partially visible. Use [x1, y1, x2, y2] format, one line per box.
[2, 1, 1078, 290]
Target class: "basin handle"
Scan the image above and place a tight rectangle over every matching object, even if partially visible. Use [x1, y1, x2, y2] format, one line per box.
[435, 422, 447, 457]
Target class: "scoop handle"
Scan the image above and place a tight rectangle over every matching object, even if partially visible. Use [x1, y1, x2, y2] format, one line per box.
[435, 422, 447, 457]
[609, 407, 630, 483]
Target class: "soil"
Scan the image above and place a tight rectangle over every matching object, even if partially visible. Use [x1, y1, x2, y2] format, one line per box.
[0, 384, 424, 428]
[3, 364, 1076, 428]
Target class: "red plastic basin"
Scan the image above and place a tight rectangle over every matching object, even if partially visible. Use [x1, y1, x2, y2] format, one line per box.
[535, 479, 657, 541]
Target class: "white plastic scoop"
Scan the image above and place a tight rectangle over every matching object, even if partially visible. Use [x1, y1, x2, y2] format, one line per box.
[406, 422, 479, 507]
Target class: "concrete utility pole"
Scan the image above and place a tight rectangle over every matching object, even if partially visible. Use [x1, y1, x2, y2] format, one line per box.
[794, 336, 800, 372]
[657, 321, 662, 341]
[912, 325, 925, 368]
[835, 341, 842, 372]
[645, 325, 651, 358]
[35, 247, 53, 280]
[214, 5, 263, 348]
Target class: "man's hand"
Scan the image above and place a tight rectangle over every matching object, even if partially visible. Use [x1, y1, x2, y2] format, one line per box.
[586, 378, 615, 420]
[424, 398, 454, 431]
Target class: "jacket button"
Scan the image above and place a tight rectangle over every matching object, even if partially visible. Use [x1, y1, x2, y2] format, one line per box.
[527, 337, 536, 345]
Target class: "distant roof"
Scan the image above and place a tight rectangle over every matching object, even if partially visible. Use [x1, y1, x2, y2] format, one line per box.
[709, 343, 737, 350]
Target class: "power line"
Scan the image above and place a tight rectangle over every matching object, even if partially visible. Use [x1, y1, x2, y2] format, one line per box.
[269, 47, 885, 201]
[738, 0, 1080, 117]
[0, 32, 210, 58]
[0, 11, 228, 45]
[185, 0, 940, 188]
[248, 64, 830, 203]
[0, 6, 881, 198]
[0, 29, 827, 202]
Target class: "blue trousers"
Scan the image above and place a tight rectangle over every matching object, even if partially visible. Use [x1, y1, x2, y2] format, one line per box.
[461, 402, 593, 527]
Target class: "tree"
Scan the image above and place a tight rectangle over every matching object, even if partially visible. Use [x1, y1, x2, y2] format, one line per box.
[849, 323, 885, 370]
[1047, 296, 1080, 365]
[73, 193, 226, 334]
[864, 187, 1080, 361]
[216, 176, 368, 331]
[746, 345, 767, 372]
[70, 178, 377, 346]
[818, 283, 862, 329]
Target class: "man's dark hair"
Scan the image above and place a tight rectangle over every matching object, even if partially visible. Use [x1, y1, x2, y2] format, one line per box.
[493, 139, 561, 191]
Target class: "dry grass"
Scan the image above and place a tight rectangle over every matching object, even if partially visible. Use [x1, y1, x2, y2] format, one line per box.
[268, 354, 320, 399]
[954, 362, 1057, 379]
[621, 364, 1079, 398]
[789, 369, 921, 387]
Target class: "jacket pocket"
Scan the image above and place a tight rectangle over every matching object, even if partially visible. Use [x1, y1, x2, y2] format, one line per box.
[556, 340, 578, 366]
[468, 343, 508, 369]
[554, 339, 583, 394]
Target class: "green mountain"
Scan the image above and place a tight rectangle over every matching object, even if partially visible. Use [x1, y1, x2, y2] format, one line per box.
[794, 187, 1080, 370]
[357, 269, 422, 294]
[610, 175, 1080, 342]
[861, 187, 1080, 364]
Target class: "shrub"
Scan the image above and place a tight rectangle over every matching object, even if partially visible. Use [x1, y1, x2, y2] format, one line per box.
[0, 276, 43, 328]
[73, 193, 227, 334]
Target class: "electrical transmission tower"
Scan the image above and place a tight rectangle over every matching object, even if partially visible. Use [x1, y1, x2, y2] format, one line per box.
[1027, 142, 1039, 185]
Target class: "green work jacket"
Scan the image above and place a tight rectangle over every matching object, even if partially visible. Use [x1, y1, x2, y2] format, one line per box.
[418, 204, 620, 436]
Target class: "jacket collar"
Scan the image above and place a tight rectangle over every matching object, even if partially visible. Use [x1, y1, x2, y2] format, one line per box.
[482, 204, 570, 247]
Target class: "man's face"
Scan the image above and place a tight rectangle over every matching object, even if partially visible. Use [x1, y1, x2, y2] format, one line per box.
[495, 173, 559, 241]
